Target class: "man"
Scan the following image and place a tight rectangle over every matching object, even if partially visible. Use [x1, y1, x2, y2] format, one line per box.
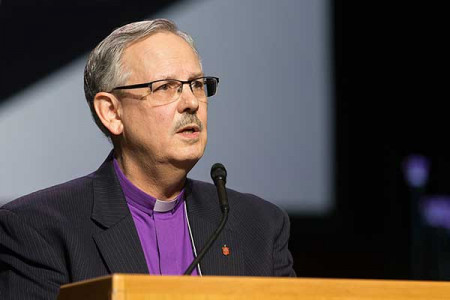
[0, 19, 295, 299]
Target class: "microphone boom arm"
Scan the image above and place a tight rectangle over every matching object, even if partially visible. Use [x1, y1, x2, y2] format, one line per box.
[184, 163, 230, 275]
[183, 206, 229, 275]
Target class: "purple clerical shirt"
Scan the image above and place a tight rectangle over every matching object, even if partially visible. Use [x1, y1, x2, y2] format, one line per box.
[113, 159, 198, 275]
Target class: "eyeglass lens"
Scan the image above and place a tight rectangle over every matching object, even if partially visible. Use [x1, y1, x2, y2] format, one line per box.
[150, 77, 217, 104]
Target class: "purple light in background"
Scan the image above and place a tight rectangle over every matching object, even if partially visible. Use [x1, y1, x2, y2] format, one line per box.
[403, 155, 430, 188]
[422, 196, 450, 230]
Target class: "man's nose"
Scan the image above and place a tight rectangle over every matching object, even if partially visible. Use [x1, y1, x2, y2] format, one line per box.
[177, 83, 199, 113]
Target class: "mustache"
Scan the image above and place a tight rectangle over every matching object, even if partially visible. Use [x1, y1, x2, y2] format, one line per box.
[173, 113, 204, 133]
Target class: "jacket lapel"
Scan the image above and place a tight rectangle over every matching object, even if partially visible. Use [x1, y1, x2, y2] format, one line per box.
[185, 180, 245, 276]
[91, 154, 148, 274]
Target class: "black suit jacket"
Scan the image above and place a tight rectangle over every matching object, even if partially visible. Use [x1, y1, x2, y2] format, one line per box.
[0, 155, 295, 299]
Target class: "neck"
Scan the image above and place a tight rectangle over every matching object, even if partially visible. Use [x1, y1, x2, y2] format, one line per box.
[114, 148, 189, 201]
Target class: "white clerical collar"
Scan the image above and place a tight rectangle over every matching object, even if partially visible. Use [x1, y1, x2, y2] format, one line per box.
[154, 197, 179, 212]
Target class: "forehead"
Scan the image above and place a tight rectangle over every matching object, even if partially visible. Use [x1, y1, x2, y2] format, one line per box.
[121, 32, 202, 81]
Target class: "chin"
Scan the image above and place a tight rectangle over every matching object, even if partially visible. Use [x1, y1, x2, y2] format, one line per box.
[182, 149, 204, 163]
[168, 140, 206, 170]
[169, 155, 201, 173]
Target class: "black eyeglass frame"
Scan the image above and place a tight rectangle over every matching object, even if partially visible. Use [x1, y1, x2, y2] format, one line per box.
[110, 76, 219, 95]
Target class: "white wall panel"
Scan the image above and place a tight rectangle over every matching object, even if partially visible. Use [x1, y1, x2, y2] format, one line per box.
[0, 0, 332, 214]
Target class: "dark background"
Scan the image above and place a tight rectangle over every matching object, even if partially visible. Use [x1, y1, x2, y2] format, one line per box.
[293, 1, 448, 279]
[1, 0, 448, 279]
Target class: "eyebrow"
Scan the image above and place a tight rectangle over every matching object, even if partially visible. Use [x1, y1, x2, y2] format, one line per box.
[158, 72, 204, 81]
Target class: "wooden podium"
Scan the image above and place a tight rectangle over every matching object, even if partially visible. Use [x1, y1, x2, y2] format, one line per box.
[57, 274, 450, 299]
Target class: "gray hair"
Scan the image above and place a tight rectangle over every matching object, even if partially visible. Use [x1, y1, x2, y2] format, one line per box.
[84, 19, 200, 137]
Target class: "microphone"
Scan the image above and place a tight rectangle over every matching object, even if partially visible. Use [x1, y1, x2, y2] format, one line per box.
[183, 163, 230, 275]
[211, 163, 230, 214]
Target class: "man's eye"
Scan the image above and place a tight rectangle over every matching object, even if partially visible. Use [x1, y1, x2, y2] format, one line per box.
[192, 80, 204, 90]
[154, 84, 170, 92]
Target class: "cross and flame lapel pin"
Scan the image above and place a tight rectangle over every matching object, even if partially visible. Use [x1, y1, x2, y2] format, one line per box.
[222, 244, 230, 256]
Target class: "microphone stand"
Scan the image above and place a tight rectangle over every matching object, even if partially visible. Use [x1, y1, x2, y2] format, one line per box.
[183, 209, 229, 275]
[184, 163, 229, 275]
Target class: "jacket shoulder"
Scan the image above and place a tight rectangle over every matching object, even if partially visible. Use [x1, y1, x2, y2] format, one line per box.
[1, 174, 95, 221]
[189, 179, 287, 221]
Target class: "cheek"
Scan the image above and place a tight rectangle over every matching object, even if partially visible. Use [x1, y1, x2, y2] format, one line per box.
[151, 107, 177, 138]
[199, 105, 208, 129]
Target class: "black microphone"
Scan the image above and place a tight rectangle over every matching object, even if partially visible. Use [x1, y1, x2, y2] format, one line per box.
[183, 163, 230, 275]
[211, 163, 230, 214]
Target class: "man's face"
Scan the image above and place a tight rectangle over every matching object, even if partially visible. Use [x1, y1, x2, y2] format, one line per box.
[118, 32, 207, 169]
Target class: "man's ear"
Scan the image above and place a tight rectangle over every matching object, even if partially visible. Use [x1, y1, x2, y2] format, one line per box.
[93, 92, 123, 136]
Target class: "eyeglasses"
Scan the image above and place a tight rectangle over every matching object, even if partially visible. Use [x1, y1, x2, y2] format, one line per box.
[111, 76, 219, 105]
